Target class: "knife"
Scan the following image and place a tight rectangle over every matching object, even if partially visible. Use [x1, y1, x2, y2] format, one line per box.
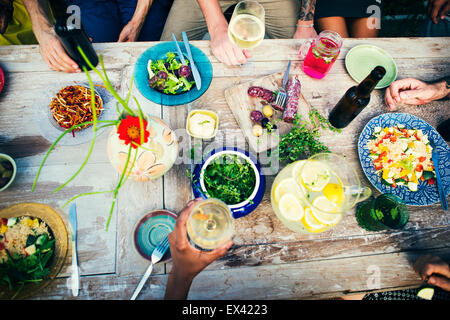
[181, 31, 202, 90]
[282, 60, 291, 89]
[430, 140, 448, 211]
[171, 33, 187, 66]
[69, 203, 80, 296]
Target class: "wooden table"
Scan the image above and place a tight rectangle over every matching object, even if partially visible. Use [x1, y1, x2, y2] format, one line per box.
[0, 38, 449, 300]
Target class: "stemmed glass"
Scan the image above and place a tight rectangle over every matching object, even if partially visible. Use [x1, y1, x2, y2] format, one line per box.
[227, 0, 265, 68]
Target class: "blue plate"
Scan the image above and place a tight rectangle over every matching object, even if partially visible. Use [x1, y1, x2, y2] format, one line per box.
[134, 42, 213, 106]
[358, 112, 450, 206]
[133, 210, 176, 262]
[191, 147, 266, 219]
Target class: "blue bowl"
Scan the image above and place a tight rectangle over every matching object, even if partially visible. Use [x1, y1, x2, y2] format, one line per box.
[358, 112, 450, 206]
[134, 41, 213, 106]
[191, 147, 266, 219]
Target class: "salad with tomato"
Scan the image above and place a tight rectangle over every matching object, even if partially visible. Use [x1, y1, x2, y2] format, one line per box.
[367, 125, 436, 192]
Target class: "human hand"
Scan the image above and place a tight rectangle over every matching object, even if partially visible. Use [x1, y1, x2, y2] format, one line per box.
[118, 20, 142, 42]
[384, 78, 448, 110]
[168, 198, 233, 281]
[414, 255, 450, 291]
[210, 24, 251, 66]
[37, 28, 81, 73]
[293, 21, 318, 39]
[0, 0, 13, 34]
[428, 0, 450, 24]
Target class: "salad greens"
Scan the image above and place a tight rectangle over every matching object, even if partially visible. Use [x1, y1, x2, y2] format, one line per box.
[148, 52, 195, 95]
[202, 154, 256, 206]
[0, 227, 55, 299]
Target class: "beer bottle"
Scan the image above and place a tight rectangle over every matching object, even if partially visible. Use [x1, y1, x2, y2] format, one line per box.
[50, 0, 99, 70]
[328, 66, 386, 128]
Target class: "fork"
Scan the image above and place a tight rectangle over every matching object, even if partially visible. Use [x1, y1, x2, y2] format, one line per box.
[130, 236, 170, 300]
[275, 60, 291, 108]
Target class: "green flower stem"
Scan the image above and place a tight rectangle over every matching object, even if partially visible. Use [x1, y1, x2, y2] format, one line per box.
[52, 67, 99, 194]
[77, 46, 135, 117]
[133, 96, 145, 146]
[62, 190, 114, 209]
[106, 144, 132, 231]
[31, 120, 117, 192]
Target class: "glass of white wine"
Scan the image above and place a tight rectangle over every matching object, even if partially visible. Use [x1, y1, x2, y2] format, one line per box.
[186, 198, 234, 250]
[228, 0, 265, 66]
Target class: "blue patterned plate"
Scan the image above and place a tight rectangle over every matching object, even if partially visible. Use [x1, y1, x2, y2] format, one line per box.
[134, 42, 213, 106]
[133, 210, 176, 262]
[358, 112, 450, 206]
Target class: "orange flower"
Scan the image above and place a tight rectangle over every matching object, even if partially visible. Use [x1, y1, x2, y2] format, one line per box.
[117, 115, 150, 148]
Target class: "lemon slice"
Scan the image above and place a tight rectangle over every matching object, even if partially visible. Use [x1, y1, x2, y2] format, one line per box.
[278, 193, 304, 222]
[302, 207, 327, 232]
[147, 59, 155, 78]
[273, 178, 302, 204]
[292, 160, 306, 184]
[323, 183, 344, 205]
[311, 196, 342, 225]
[300, 161, 330, 192]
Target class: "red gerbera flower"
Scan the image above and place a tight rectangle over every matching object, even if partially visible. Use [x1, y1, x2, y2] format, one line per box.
[117, 115, 150, 148]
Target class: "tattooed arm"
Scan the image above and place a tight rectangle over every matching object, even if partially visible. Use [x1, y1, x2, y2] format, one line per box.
[293, 0, 317, 39]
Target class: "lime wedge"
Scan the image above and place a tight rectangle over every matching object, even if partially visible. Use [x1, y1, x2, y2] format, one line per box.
[417, 287, 434, 300]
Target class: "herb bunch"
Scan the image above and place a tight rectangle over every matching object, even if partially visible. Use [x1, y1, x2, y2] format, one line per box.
[203, 154, 256, 205]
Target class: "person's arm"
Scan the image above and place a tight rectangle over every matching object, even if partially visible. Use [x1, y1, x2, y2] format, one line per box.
[22, 0, 80, 73]
[197, 0, 250, 66]
[164, 199, 233, 300]
[384, 77, 450, 110]
[118, 0, 153, 42]
[293, 0, 317, 39]
[428, 0, 450, 24]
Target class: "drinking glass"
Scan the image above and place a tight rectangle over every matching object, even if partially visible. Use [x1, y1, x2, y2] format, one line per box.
[299, 30, 343, 79]
[228, 0, 265, 50]
[356, 194, 410, 231]
[186, 198, 234, 250]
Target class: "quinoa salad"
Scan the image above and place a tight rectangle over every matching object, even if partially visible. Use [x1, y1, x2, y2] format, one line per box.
[367, 125, 436, 192]
[0, 216, 55, 295]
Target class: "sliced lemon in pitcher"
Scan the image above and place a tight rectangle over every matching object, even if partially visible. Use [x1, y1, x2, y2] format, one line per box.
[278, 193, 304, 222]
[323, 183, 344, 205]
[302, 207, 327, 232]
[273, 178, 302, 204]
[300, 161, 330, 192]
[311, 196, 342, 225]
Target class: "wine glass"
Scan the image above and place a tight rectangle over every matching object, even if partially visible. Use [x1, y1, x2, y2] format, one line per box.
[228, 0, 265, 68]
[186, 198, 234, 251]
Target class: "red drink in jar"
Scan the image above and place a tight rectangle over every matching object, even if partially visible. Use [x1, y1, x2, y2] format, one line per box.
[300, 31, 342, 79]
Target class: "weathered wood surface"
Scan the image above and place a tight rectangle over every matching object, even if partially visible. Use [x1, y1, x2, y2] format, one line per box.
[0, 38, 449, 300]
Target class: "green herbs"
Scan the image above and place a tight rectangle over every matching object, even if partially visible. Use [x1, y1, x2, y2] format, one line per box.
[202, 154, 256, 205]
[309, 107, 342, 133]
[271, 107, 340, 164]
[275, 114, 329, 163]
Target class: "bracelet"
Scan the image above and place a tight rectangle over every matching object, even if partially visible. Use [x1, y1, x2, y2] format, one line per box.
[296, 23, 314, 28]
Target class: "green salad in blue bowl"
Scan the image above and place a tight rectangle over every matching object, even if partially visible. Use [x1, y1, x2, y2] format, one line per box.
[147, 52, 195, 95]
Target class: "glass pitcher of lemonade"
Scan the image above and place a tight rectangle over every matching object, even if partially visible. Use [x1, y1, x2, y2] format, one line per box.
[271, 153, 372, 234]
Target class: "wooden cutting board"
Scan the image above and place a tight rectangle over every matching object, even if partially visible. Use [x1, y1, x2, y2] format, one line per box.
[224, 71, 313, 153]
